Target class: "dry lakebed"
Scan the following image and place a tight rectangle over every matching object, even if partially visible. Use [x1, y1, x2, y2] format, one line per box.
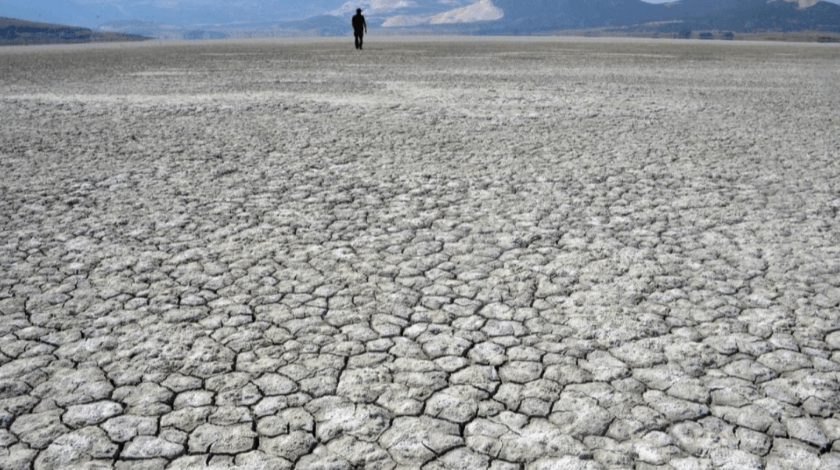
[1, 37, 840, 470]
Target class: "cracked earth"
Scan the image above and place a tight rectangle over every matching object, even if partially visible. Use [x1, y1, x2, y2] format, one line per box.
[1, 37, 839, 470]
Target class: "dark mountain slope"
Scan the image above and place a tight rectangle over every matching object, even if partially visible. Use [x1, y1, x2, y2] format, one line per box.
[460, 0, 840, 34]
[1, 17, 150, 45]
[648, 0, 840, 32]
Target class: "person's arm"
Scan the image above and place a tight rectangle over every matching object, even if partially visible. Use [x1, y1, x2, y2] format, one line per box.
[364, 19, 367, 34]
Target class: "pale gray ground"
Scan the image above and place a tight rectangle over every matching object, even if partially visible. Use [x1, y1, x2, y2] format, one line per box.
[1, 37, 839, 470]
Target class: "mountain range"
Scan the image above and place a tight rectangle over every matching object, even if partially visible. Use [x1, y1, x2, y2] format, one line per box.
[460, 0, 840, 34]
[105, 0, 840, 38]
[3, 0, 840, 44]
[0, 16, 149, 46]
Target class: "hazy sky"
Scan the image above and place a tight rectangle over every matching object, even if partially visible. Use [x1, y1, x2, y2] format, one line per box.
[2, 0, 839, 28]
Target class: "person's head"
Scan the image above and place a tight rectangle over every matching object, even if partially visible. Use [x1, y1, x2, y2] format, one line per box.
[357, 8, 362, 13]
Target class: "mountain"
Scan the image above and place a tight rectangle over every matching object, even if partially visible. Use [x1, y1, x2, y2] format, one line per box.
[456, 0, 840, 34]
[0, 16, 151, 45]
[371, 0, 840, 35]
[100, 20, 233, 41]
[639, 0, 840, 32]
[99, 15, 351, 41]
[8, 0, 840, 38]
[473, 0, 666, 33]
[9, 0, 840, 42]
[98, 20, 184, 41]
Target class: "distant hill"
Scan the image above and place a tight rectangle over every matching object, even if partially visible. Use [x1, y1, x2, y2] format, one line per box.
[0, 16, 151, 46]
[99, 15, 351, 40]
[97, 20, 182, 41]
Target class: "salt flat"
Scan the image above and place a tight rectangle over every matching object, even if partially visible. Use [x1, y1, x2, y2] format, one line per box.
[1, 37, 839, 470]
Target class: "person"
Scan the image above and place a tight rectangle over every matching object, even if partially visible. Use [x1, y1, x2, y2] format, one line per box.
[352, 8, 367, 50]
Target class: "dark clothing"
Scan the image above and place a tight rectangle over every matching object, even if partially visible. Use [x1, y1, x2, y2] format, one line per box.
[352, 14, 366, 34]
[352, 13, 366, 49]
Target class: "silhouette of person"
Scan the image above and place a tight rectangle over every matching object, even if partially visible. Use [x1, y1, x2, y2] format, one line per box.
[352, 8, 367, 50]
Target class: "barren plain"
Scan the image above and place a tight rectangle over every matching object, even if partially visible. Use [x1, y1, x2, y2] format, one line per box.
[1, 37, 840, 470]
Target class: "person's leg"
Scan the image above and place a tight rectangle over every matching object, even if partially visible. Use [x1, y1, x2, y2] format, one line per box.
[359, 34, 363, 50]
[354, 34, 359, 49]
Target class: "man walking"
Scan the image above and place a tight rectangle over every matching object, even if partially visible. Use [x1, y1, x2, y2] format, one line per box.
[352, 8, 367, 50]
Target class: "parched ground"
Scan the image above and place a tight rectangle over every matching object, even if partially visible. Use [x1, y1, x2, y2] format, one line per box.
[1, 37, 839, 470]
